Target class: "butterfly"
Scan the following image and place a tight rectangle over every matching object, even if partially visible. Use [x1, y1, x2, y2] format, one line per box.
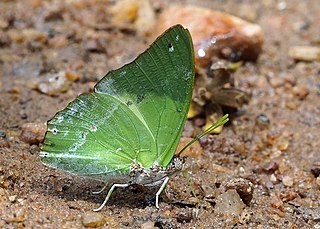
[40, 24, 228, 211]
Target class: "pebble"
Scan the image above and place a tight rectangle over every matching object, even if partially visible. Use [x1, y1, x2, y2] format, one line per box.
[48, 35, 69, 48]
[7, 209, 27, 223]
[37, 71, 71, 96]
[19, 122, 47, 145]
[255, 114, 270, 129]
[0, 31, 11, 46]
[262, 161, 279, 173]
[282, 175, 294, 187]
[9, 195, 17, 202]
[292, 85, 309, 100]
[270, 196, 283, 209]
[270, 174, 277, 183]
[83, 39, 104, 53]
[0, 138, 10, 148]
[65, 71, 80, 82]
[224, 178, 254, 205]
[280, 191, 298, 202]
[311, 168, 320, 178]
[289, 46, 320, 61]
[316, 177, 320, 187]
[140, 221, 156, 229]
[0, 130, 8, 140]
[82, 212, 106, 228]
[215, 189, 245, 216]
[157, 5, 263, 67]
[0, 188, 5, 196]
[176, 211, 193, 223]
[110, 0, 156, 35]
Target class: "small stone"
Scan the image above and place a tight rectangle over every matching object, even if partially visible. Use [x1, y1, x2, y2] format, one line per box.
[82, 212, 106, 228]
[0, 31, 11, 47]
[311, 168, 320, 178]
[289, 46, 320, 61]
[262, 161, 279, 173]
[110, 0, 156, 35]
[292, 85, 309, 100]
[141, 221, 156, 229]
[255, 114, 270, 129]
[280, 191, 298, 202]
[37, 71, 71, 96]
[19, 122, 47, 145]
[270, 174, 277, 183]
[276, 137, 289, 151]
[315, 177, 320, 188]
[269, 77, 285, 88]
[83, 39, 104, 53]
[215, 189, 245, 216]
[0, 138, 10, 148]
[0, 188, 6, 196]
[270, 196, 283, 209]
[282, 175, 294, 187]
[7, 209, 27, 223]
[176, 211, 193, 223]
[9, 195, 17, 202]
[48, 35, 68, 48]
[65, 71, 80, 82]
[224, 178, 254, 205]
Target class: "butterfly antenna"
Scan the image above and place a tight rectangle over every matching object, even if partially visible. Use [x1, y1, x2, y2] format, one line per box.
[177, 114, 229, 157]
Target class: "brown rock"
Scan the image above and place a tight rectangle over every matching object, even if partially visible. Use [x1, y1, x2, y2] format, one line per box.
[289, 46, 320, 61]
[157, 5, 263, 68]
[19, 122, 47, 145]
[215, 189, 245, 216]
[0, 138, 10, 148]
[270, 196, 283, 209]
[65, 71, 80, 82]
[82, 212, 106, 228]
[48, 35, 68, 48]
[110, 0, 156, 35]
[224, 178, 254, 205]
[292, 85, 309, 100]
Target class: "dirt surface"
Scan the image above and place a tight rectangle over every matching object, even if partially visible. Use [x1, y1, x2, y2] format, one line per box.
[1, 0, 320, 228]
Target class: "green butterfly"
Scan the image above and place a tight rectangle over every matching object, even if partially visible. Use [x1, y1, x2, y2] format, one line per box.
[40, 25, 228, 211]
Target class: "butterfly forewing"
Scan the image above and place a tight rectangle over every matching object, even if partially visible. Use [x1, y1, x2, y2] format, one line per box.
[40, 25, 195, 179]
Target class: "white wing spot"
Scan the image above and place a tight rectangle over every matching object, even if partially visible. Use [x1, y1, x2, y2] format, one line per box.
[116, 148, 122, 153]
[176, 35, 179, 41]
[49, 127, 58, 135]
[91, 125, 97, 132]
[168, 44, 174, 52]
[69, 131, 88, 152]
[119, 71, 127, 77]
[56, 115, 64, 123]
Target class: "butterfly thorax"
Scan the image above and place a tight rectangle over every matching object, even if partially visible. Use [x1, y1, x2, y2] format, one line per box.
[128, 157, 184, 187]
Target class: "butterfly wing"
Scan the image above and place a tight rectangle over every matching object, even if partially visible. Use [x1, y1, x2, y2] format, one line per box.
[40, 25, 195, 180]
[95, 25, 195, 167]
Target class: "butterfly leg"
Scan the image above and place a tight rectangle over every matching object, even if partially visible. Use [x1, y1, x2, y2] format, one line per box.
[92, 183, 108, 195]
[155, 176, 169, 209]
[93, 183, 129, 212]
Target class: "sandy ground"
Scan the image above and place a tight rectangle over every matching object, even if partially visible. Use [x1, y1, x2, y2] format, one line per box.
[0, 0, 320, 228]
